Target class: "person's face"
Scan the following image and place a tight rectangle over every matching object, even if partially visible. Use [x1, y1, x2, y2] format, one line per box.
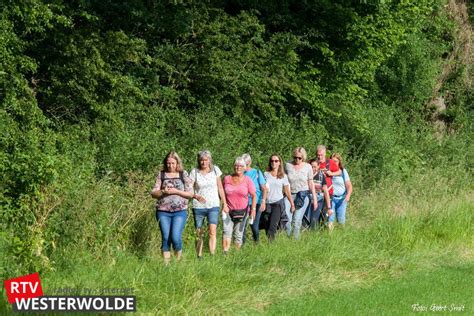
[332, 157, 340, 167]
[317, 150, 326, 162]
[234, 164, 245, 175]
[166, 157, 178, 172]
[293, 153, 304, 165]
[270, 156, 280, 170]
[199, 157, 210, 170]
[311, 161, 320, 174]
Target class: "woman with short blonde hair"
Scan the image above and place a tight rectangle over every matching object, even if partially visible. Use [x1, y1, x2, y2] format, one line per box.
[284, 147, 317, 239]
[222, 157, 256, 253]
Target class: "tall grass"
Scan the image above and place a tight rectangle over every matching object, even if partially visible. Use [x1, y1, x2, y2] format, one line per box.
[1, 166, 471, 314]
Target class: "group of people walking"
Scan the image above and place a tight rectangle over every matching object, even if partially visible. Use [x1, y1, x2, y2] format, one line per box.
[150, 145, 353, 262]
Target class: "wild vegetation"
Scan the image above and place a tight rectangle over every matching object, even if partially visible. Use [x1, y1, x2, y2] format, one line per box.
[0, 0, 473, 314]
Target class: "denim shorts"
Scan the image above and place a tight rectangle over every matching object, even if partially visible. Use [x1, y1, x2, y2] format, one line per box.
[193, 207, 220, 228]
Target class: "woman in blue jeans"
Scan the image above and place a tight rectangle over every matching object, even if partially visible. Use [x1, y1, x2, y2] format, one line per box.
[151, 151, 198, 263]
[284, 147, 317, 239]
[189, 150, 228, 258]
[328, 153, 353, 229]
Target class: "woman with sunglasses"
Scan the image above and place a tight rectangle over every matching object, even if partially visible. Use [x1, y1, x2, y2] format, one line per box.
[222, 157, 256, 253]
[264, 154, 295, 240]
[284, 147, 317, 239]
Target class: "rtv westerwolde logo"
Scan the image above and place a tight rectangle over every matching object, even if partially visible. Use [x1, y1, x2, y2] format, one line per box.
[3, 272, 43, 304]
[3, 272, 136, 312]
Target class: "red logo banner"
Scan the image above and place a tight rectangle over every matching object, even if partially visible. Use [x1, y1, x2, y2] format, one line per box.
[3, 272, 43, 304]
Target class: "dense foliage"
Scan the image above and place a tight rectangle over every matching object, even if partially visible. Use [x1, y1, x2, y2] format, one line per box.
[1, 0, 472, 277]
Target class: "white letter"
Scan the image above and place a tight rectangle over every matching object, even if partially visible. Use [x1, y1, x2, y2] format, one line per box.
[40, 297, 48, 310]
[115, 298, 125, 310]
[10, 282, 20, 294]
[67, 297, 77, 310]
[58, 297, 66, 310]
[76, 297, 92, 310]
[49, 297, 58, 309]
[15, 298, 31, 310]
[126, 297, 135, 311]
[29, 282, 39, 293]
[92, 297, 104, 310]
[31, 297, 39, 310]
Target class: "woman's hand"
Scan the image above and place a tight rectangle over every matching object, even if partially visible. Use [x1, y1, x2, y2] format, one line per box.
[290, 203, 296, 213]
[222, 205, 229, 214]
[194, 194, 206, 203]
[164, 187, 179, 195]
[259, 203, 266, 212]
[313, 200, 318, 211]
[327, 208, 333, 216]
[250, 209, 256, 219]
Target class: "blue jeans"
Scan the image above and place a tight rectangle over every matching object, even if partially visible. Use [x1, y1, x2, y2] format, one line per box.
[156, 210, 187, 251]
[250, 204, 263, 242]
[329, 195, 347, 224]
[193, 207, 219, 228]
[242, 204, 261, 244]
[286, 192, 310, 239]
[309, 195, 324, 230]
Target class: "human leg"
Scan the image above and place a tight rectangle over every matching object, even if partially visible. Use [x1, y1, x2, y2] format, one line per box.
[267, 201, 283, 241]
[193, 208, 207, 257]
[250, 204, 262, 242]
[310, 198, 324, 230]
[207, 207, 220, 255]
[169, 210, 187, 259]
[156, 211, 172, 262]
[233, 214, 248, 249]
[334, 197, 347, 225]
[292, 196, 309, 239]
[286, 196, 294, 236]
[222, 214, 233, 252]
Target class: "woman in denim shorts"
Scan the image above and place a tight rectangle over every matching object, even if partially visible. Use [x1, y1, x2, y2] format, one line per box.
[189, 150, 228, 258]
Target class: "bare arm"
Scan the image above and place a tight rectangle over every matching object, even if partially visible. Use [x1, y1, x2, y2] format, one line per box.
[217, 176, 229, 213]
[309, 178, 318, 209]
[164, 187, 194, 199]
[322, 185, 331, 210]
[150, 175, 162, 199]
[326, 169, 342, 177]
[259, 184, 267, 211]
[283, 184, 295, 212]
[345, 179, 353, 202]
[250, 191, 257, 218]
[163, 174, 196, 200]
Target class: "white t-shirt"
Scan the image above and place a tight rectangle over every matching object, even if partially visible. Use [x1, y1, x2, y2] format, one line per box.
[332, 169, 350, 196]
[264, 172, 290, 204]
[189, 166, 222, 208]
[285, 162, 313, 193]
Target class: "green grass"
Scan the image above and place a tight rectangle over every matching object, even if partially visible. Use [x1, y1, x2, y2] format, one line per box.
[29, 192, 474, 314]
[268, 263, 473, 315]
[1, 176, 473, 315]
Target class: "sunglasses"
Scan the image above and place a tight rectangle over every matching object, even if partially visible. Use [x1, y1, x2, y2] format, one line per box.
[270, 159, 280, 163]
[293, 156, 303, 160]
